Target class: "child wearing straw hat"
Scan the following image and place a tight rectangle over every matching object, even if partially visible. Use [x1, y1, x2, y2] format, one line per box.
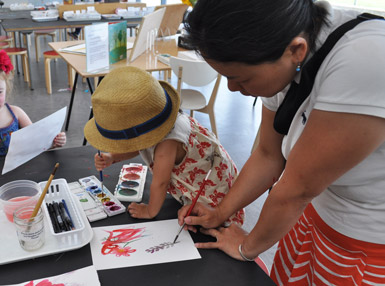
[84, 66, 244, 225]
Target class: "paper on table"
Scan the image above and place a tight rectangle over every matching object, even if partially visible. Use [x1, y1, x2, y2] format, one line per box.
[0, 265, 100, 286]
[2, 107, 66, 175]
[59, 43, 86, 55]
[90, 219, 201, 270]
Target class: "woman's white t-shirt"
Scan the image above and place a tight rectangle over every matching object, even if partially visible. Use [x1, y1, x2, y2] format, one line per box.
[262, 2, 385, 244]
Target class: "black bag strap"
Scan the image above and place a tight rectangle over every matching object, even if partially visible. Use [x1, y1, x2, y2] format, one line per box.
[273, 13, 384, 135]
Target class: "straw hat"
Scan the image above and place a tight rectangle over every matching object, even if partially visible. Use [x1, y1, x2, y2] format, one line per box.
[84, 66, 180, 153]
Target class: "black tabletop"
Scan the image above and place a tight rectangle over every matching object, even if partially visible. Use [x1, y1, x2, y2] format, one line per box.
[0, 146, 275, 286]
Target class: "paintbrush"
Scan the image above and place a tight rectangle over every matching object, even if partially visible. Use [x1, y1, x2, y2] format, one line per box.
[30, 163, 60, 220]
[173, 169, 212, 244]
[98, 150, 104, 192]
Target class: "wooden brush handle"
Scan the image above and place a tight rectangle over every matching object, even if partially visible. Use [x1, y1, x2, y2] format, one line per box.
[30, 163, 59, 219]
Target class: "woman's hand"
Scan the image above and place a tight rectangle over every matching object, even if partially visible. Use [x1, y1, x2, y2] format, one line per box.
[197, 224, 250, 261]
[52, 132, 66, 148]
[127, 203, 153, 219]
[177, 202, 224, 231]
[94, 152, 113, 171]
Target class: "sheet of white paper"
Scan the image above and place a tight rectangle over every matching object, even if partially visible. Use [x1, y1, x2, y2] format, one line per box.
[90, 219, 201, 270]
[0, 265, 100, 286]
[85, 23, 109, 72]
[129, 8, 166, 62]
[59, 43, 86, 55]
[2, 107, 66, 175]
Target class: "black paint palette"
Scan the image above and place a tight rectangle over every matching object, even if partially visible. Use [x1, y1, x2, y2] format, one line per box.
[78, 175, 125, 217]
[115, 163, 148, 202]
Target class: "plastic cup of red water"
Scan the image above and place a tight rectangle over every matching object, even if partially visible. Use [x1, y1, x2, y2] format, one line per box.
[0, 180, 40, 222]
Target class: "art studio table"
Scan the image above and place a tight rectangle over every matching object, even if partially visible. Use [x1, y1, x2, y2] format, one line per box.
[0, 17, 141, 90]
[49, 39, 182, 142]
[0, 146, 275, 286]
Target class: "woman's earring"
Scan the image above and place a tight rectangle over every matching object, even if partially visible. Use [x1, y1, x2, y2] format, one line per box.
[296, 63, 302, 72]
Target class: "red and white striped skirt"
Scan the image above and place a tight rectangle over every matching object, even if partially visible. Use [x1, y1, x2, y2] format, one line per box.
[271, 204, 385, 285]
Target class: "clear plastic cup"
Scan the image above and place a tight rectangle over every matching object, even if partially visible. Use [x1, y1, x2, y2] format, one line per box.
[0, 180, 40, 222]
[13, 206, 45, 251]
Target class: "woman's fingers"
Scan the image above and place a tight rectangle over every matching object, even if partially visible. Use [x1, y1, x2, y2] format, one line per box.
[195, 225, 249, 261]
[195, 241, 219, 249]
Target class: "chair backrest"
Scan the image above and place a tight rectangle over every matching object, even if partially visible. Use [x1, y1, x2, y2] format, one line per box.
[169, 56, 218, 87]
[154, 4, 188, 36]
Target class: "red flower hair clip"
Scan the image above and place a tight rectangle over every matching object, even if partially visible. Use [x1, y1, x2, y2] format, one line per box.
[0, 50, 14, 74]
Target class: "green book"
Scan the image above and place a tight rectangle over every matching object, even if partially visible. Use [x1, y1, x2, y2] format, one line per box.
[108, 21, 127, 64]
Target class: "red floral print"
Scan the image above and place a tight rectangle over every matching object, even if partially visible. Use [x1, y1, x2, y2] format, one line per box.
[101, 228, 145, 257]
[196, 141, 211, 158]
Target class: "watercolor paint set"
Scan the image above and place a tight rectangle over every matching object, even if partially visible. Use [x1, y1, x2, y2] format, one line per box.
[79, 175, 126, 217]
[68, 181, 108, 222]
[115, 163, 148, 202]
[40, 178, 86, 245]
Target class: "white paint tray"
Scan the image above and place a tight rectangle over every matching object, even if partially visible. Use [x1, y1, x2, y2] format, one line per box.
[0, 179, 93, 265]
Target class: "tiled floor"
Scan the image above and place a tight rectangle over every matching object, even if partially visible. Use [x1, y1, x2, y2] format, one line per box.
[6, 33, 277, 270]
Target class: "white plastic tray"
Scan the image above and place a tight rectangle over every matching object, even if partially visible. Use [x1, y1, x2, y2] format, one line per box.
[101, 14, 121, 20]
[32, 16, 59, 22]
[63, 15, 101, 22]
[0, 187, 93, 265]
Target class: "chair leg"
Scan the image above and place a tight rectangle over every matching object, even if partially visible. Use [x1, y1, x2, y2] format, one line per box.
[22, 54, 27, 82]
[94, 77, 99, 89]
[9, 54, 16, 69]
[190, 110, 194, 117]
[35, 35, 40, 62]
[51, 34, 58, 62]
[45, 57, 52, 94]
[23, 54, 30, 87]
[251, 127, 261, 154]
[208, 110, 218, 139]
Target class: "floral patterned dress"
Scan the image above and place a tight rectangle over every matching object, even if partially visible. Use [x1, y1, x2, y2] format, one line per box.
[140, 112, 244, 225]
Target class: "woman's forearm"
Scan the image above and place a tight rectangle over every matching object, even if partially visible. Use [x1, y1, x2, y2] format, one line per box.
[241, 180, 310, 259]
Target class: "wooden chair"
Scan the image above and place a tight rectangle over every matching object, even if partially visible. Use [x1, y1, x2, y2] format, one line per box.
[0, 42, 10, 49]
[169, 56, 222, 138]
[44, 50, 74, 95]
[35, 29, 56, 62]
[154, 3, 188, 37]
[0, 35, 13, 46]
[3, 47, 30, 87]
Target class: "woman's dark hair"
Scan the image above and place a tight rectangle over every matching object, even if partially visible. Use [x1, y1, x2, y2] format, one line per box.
[185, 0, 329, 64]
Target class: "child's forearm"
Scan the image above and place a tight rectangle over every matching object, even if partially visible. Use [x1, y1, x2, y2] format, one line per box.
[147, 182, 168, 218]
[111, 151, 139, 164]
